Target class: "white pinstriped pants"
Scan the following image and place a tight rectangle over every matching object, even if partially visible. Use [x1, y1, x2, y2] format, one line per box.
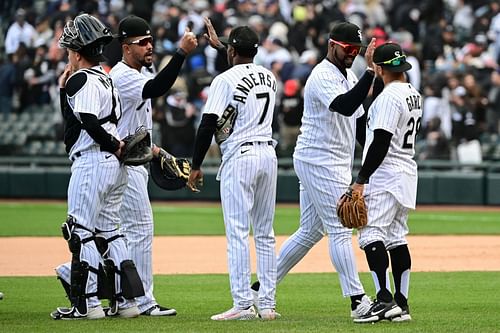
[276, 159, 365, 297]
[57, 149, 132, 308]
[118, 165, 156, 313]
[358, 191, 410, 250]
[220, 142, 278, 310]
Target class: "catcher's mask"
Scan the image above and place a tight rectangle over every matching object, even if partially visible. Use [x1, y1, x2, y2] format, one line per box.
[59, 13, 113, 61]
[150, 157, 187, 191]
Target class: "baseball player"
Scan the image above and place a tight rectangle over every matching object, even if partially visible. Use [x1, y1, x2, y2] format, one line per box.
[52, 14, 144, 320]
[109, 15, 198, 316]
[353, 42, 421, 324]
[187, 25, 278, 321]
[252, 22, 378, 320]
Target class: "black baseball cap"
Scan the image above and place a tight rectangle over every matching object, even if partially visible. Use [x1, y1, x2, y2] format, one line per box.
[118, 15, 151, 41]
[373, 42, 412, 72]
[219, 26, 259, 50]
[329, 22, 364, 46]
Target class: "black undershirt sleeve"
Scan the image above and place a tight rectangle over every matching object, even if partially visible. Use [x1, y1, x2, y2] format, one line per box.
[79, 113, 120, 153]
[216, 46, 229, 72]
[355, 113, 367, 148]
[371, 77, 385, 101]
[356, 129, 392, 184]
[142, 49, 186, 99]
[329, 70, 374, 116]
[191, 113, 218, 170]
[59, 88, 67, 117]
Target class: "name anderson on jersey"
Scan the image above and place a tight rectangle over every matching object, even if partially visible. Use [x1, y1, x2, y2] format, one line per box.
[233, 71, 277, 103]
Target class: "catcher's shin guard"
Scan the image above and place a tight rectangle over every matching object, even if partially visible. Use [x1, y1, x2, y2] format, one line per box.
[61, 216, 97, 316]
[94, 235, 118, 314]
[120, 260, 145, 299]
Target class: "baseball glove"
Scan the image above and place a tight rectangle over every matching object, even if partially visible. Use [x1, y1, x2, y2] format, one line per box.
[150, 149, 191, 191]
[215, 104, 238, 145]
[121, 127, 153, 166]
[336, 187, 368, 229]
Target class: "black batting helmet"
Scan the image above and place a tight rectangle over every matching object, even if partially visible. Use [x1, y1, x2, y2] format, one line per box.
[59, 13, 113, 60]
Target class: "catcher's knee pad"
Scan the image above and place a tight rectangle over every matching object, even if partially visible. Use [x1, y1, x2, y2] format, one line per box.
[120, 260, 145, 299]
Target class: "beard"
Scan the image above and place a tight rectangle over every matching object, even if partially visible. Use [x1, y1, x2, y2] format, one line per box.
[141, 53, 153, 67]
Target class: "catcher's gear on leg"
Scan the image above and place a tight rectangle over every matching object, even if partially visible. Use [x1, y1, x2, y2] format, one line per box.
[337, 187, 368, 229]
[150, 149, 191, 190]
[121, 127, 153, 166]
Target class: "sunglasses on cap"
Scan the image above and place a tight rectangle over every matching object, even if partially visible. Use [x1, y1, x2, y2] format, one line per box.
[329, 39, 361, 57]
[375, 55, 406, 66]
[127, 36, 153, 47]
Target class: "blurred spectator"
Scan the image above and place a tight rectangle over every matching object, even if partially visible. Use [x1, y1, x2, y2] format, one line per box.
[0, 53, 18, 116]
[486, 68, 500, 134]
[23, 45, 55, 108]
[161, 90, 197, 158]
[278, 78, 303, 157]
[422, 82, 452, 139]
[291, 49, 318, 84]
[4, 8, 36, 55]
[418, 117, 451, 160]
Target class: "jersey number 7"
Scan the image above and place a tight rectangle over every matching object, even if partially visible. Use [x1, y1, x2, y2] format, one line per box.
[256, 92, 270, 124]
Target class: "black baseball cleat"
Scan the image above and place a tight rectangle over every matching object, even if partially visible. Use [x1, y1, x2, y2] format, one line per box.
[140, 304, 177, 316]
[353, 299, 402, 323]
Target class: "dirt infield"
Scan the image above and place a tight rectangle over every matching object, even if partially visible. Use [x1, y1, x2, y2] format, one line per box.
[1, 235, 499, 276]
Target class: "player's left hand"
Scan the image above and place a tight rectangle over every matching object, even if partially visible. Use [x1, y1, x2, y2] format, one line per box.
[364, 37, 376, 69]
[187, 169, 204, 193]
[203, 17, 224, 50]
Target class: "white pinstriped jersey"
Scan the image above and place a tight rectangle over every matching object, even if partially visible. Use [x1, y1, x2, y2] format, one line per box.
[66, 65, 122, 158]
[203, 63, 277, 156]
[110, 62, 154, 138]
[294, 59, 364, 178]
[363, 81, 422, 209]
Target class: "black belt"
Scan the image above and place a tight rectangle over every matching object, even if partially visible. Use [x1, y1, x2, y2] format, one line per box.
[241, 141, 273, 147]
[71, 147, 104, 161]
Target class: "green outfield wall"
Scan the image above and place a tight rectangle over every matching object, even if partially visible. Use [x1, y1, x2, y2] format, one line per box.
[1, 167, 499, 205]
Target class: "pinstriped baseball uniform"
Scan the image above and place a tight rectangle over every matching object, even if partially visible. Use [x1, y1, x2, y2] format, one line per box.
[278, 59, 366, 297]
[109, 61, 157, 313]
[204, 63, 278, 310]
[59, 65, 133, 309]
[358, 82, 422, 250]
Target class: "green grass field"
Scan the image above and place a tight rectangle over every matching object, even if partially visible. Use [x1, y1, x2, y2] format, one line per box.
[0, 202, 499, 236]
[0, 202, 499, 332]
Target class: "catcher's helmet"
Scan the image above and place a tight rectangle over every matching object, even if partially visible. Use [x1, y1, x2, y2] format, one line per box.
[59, 14, 113, 60]
[150, 157, 188, 191]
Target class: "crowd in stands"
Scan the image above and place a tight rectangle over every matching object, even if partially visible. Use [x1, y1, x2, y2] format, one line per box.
[0, 0, 499, 162]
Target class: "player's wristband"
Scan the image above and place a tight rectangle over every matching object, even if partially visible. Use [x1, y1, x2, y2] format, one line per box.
[355, 174, 369, 184]
[176, 48, 187, 57]
[366, 67, 375, 74]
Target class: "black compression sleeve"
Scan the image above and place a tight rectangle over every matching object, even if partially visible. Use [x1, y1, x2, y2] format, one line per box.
[356, 113, 367, 148]
[191, 114, 218, 170]
[356, 129, 392, 184]
[142, 49, 186, 99]
[217, 46, 229, 72]
[372, 77, 385, 101]
[329, 70, 375, 116]
[79, 113, 120, 153]
[59, 88, 67, 118]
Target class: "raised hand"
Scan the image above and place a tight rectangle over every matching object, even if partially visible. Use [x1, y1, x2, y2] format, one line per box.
[179, 27, 198, 54]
